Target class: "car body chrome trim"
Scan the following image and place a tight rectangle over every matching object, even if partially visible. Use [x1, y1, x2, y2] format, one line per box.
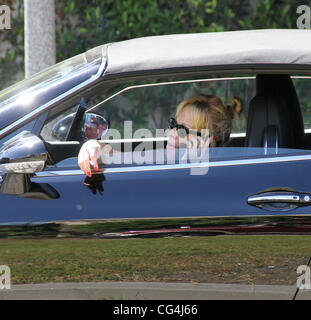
[46, 141, 81, 145]
[248, 195, 300, 203]
[34, 153, 311, 178]
[99, 137, 168, 144]
[87, 76, 255, 113]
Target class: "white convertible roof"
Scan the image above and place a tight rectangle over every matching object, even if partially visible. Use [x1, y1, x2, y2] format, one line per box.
[104, 29, 311, 76]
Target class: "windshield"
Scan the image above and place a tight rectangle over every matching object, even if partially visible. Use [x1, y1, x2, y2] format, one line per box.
[0, 45, 107, 136]
[0, 45, 106, 109]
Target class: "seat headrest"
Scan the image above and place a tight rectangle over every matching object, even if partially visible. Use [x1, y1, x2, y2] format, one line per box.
[245, 75, 305, 149]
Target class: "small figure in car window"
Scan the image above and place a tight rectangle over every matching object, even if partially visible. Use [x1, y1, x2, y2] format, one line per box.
[78, 94, 242, 177]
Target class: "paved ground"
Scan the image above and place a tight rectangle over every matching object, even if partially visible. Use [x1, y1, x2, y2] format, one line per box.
[0, 282, 310, 300]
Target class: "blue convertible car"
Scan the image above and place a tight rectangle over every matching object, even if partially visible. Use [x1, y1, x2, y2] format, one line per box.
[1, 29, 311, 295]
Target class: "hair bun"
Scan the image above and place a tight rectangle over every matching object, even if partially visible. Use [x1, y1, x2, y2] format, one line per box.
[227, 96, 243, 119]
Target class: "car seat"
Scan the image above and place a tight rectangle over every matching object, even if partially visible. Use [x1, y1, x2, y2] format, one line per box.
[245, 74, 306, 150]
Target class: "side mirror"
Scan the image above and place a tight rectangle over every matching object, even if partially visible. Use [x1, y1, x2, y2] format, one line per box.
[0, 132, 47, 174]
[0, 132, 48, 195]
[52, 112, 109, 141]
[83, 113, 110, 140]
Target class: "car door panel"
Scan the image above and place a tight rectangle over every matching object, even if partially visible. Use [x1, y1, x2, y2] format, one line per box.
[1, 157, 311, 225]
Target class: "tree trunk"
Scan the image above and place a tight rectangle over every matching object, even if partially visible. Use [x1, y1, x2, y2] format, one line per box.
[24, 0, 55, 78]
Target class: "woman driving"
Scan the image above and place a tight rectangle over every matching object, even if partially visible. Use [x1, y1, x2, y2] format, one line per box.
[78, 94, 242, 177]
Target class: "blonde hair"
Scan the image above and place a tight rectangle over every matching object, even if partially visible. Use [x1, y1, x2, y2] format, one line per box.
[175, 94, 242, 146]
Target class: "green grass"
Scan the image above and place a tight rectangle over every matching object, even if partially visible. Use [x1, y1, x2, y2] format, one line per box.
[0, 235, 310, 285]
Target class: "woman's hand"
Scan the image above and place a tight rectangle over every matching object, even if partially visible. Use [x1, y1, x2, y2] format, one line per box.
[166, 128, 190, 149]
[78, 140, 102, 177]
[186, 135, 215, 149]
[167, 128, 215, 149]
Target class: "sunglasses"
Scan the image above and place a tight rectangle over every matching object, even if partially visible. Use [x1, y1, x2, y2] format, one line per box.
[168, 117, 201, 137]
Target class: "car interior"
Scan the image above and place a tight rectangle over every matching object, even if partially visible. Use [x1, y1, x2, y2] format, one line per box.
[35, 73, 311, 167]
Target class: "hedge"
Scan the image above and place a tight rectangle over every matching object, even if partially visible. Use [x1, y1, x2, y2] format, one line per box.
[0, 0, 309, 90]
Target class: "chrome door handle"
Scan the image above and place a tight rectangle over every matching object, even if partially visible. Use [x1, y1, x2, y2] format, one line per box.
[247, 190, 311, 211]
